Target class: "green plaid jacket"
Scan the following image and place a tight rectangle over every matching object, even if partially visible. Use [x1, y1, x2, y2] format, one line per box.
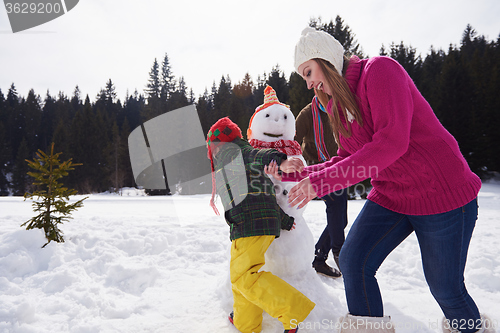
[213, 138, 295, 241]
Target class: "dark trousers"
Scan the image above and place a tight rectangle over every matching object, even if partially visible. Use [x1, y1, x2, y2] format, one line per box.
[314, 189, 348, 261]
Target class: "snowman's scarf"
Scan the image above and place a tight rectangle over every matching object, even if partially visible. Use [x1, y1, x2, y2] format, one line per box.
[249, 138, 302, 156]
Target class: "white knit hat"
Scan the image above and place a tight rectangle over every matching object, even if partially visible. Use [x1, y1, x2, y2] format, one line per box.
[294, 27, 345, 75]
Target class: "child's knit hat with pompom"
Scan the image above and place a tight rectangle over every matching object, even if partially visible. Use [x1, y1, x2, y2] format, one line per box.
[206, 117, 243, 215]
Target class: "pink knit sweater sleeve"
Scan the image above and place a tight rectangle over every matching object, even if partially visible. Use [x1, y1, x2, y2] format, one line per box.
[308, 58, 414, 197]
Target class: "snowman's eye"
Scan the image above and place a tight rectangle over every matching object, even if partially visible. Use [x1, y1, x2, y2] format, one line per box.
[283, 189, 288, 195]
[284, 115, 287, 120]
[265, 114, 270, 117]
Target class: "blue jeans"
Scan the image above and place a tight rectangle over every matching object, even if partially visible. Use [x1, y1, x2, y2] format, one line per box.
[339, 199, 481, 333]
[314, 189, 348, 261]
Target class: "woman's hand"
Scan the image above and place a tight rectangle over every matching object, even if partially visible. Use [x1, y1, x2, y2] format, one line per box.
[264, 160, 281, 181]
[280, 157, 305, 173]
[288, 177, 317, 209]
[265, 158, 304, 181]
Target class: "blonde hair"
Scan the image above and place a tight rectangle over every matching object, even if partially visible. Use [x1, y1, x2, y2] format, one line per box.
[314, 57, 362, 147]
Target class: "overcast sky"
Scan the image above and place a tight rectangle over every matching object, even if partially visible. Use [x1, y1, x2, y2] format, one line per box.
[1, 0, 499, 103]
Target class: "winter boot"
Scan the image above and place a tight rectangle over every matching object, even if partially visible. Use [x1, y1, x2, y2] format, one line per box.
[336, 313, 395, 333]
[231, 311, 300, 333]
[333, 252, 341, 273]
[313, 259, 341, 278]
[442, 314, 496, 333]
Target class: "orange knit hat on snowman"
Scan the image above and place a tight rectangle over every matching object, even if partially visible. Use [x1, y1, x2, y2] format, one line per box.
[247, 85, 290, 140]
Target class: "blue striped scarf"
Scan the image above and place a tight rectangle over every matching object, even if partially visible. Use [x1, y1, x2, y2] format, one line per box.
[311, 96, 330, 162]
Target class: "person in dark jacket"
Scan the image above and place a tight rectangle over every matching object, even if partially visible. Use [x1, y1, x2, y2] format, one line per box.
[207, 117, 314, 333]
[295, 98, 348, 278]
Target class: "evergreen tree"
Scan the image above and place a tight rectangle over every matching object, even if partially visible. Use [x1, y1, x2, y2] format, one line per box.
[66, 107, 84, 190]
[196, 90, 211, 134]
[160, 53, 175, 106]
[40, 91, 56, 152]
[309, 16, 364, 57]
[188, 88, 195, 104]
[233, 73, 254, 100]
[288, 72, 315, 116]
[145, 58, 160, 99]
[387, 42, 422, 85]
[123, 90, 144, 132]
[70, 86, 82, 112]
[436, 46, 477, 172]
[23, 89, 43, 153]
[67, 98, 102, 193]
[225, 75, 249, 137]
[0, 88, 5, 124]
[105, 79, 118, 103]
[98, 79, 120, 128]
[253, 73, 267, 109]
[0, 88, 14, 194]
[105, 121, 126, 192]
[485, 34, 500, 173]
[143, 58, 162, 120]
[94, 89, 107, 111]
[22, 143, 87, 248]
[119, 117, 134, 188]
[419, 47, 445, 108]
[6, 84, 21, 158]
[85, 107, 109, 193]
[460, 24, 485, 59]
[6, 83, 19, 107]
[212, 76, 233, 123]
[168, 77, 189, 111]
[379, 44, 388, 56]
[233, 73, 256, 129]
[210, 81, 217, 106]
[266, 65, 290, 104]
[12, 138, 30, 195]
[458, 25, 492, 175]
[0, 122, 11, 195]
[52, 119, 70, 160]
[54, 91, 73, 124]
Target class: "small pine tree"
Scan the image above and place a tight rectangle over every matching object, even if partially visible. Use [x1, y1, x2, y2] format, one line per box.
[22, 143, 87, 248]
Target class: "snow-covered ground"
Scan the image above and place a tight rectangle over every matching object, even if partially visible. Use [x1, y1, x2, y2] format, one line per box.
[0, 183, 499, 333]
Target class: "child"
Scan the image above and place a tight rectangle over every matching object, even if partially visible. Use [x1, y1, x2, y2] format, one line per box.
[207, 117, 315, 333]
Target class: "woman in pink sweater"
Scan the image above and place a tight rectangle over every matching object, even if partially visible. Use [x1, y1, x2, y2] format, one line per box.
[281, 27, 490, 333]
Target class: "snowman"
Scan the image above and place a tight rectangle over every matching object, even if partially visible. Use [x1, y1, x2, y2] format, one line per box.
[247, 85, 314, 276]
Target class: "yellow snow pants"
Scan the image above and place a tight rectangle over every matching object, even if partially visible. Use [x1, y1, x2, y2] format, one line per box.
[230, 235, 315, 333]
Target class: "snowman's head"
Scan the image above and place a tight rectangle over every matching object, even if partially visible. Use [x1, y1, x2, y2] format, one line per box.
[247, 86, 295, 142]
[248, 104, 295, 142]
